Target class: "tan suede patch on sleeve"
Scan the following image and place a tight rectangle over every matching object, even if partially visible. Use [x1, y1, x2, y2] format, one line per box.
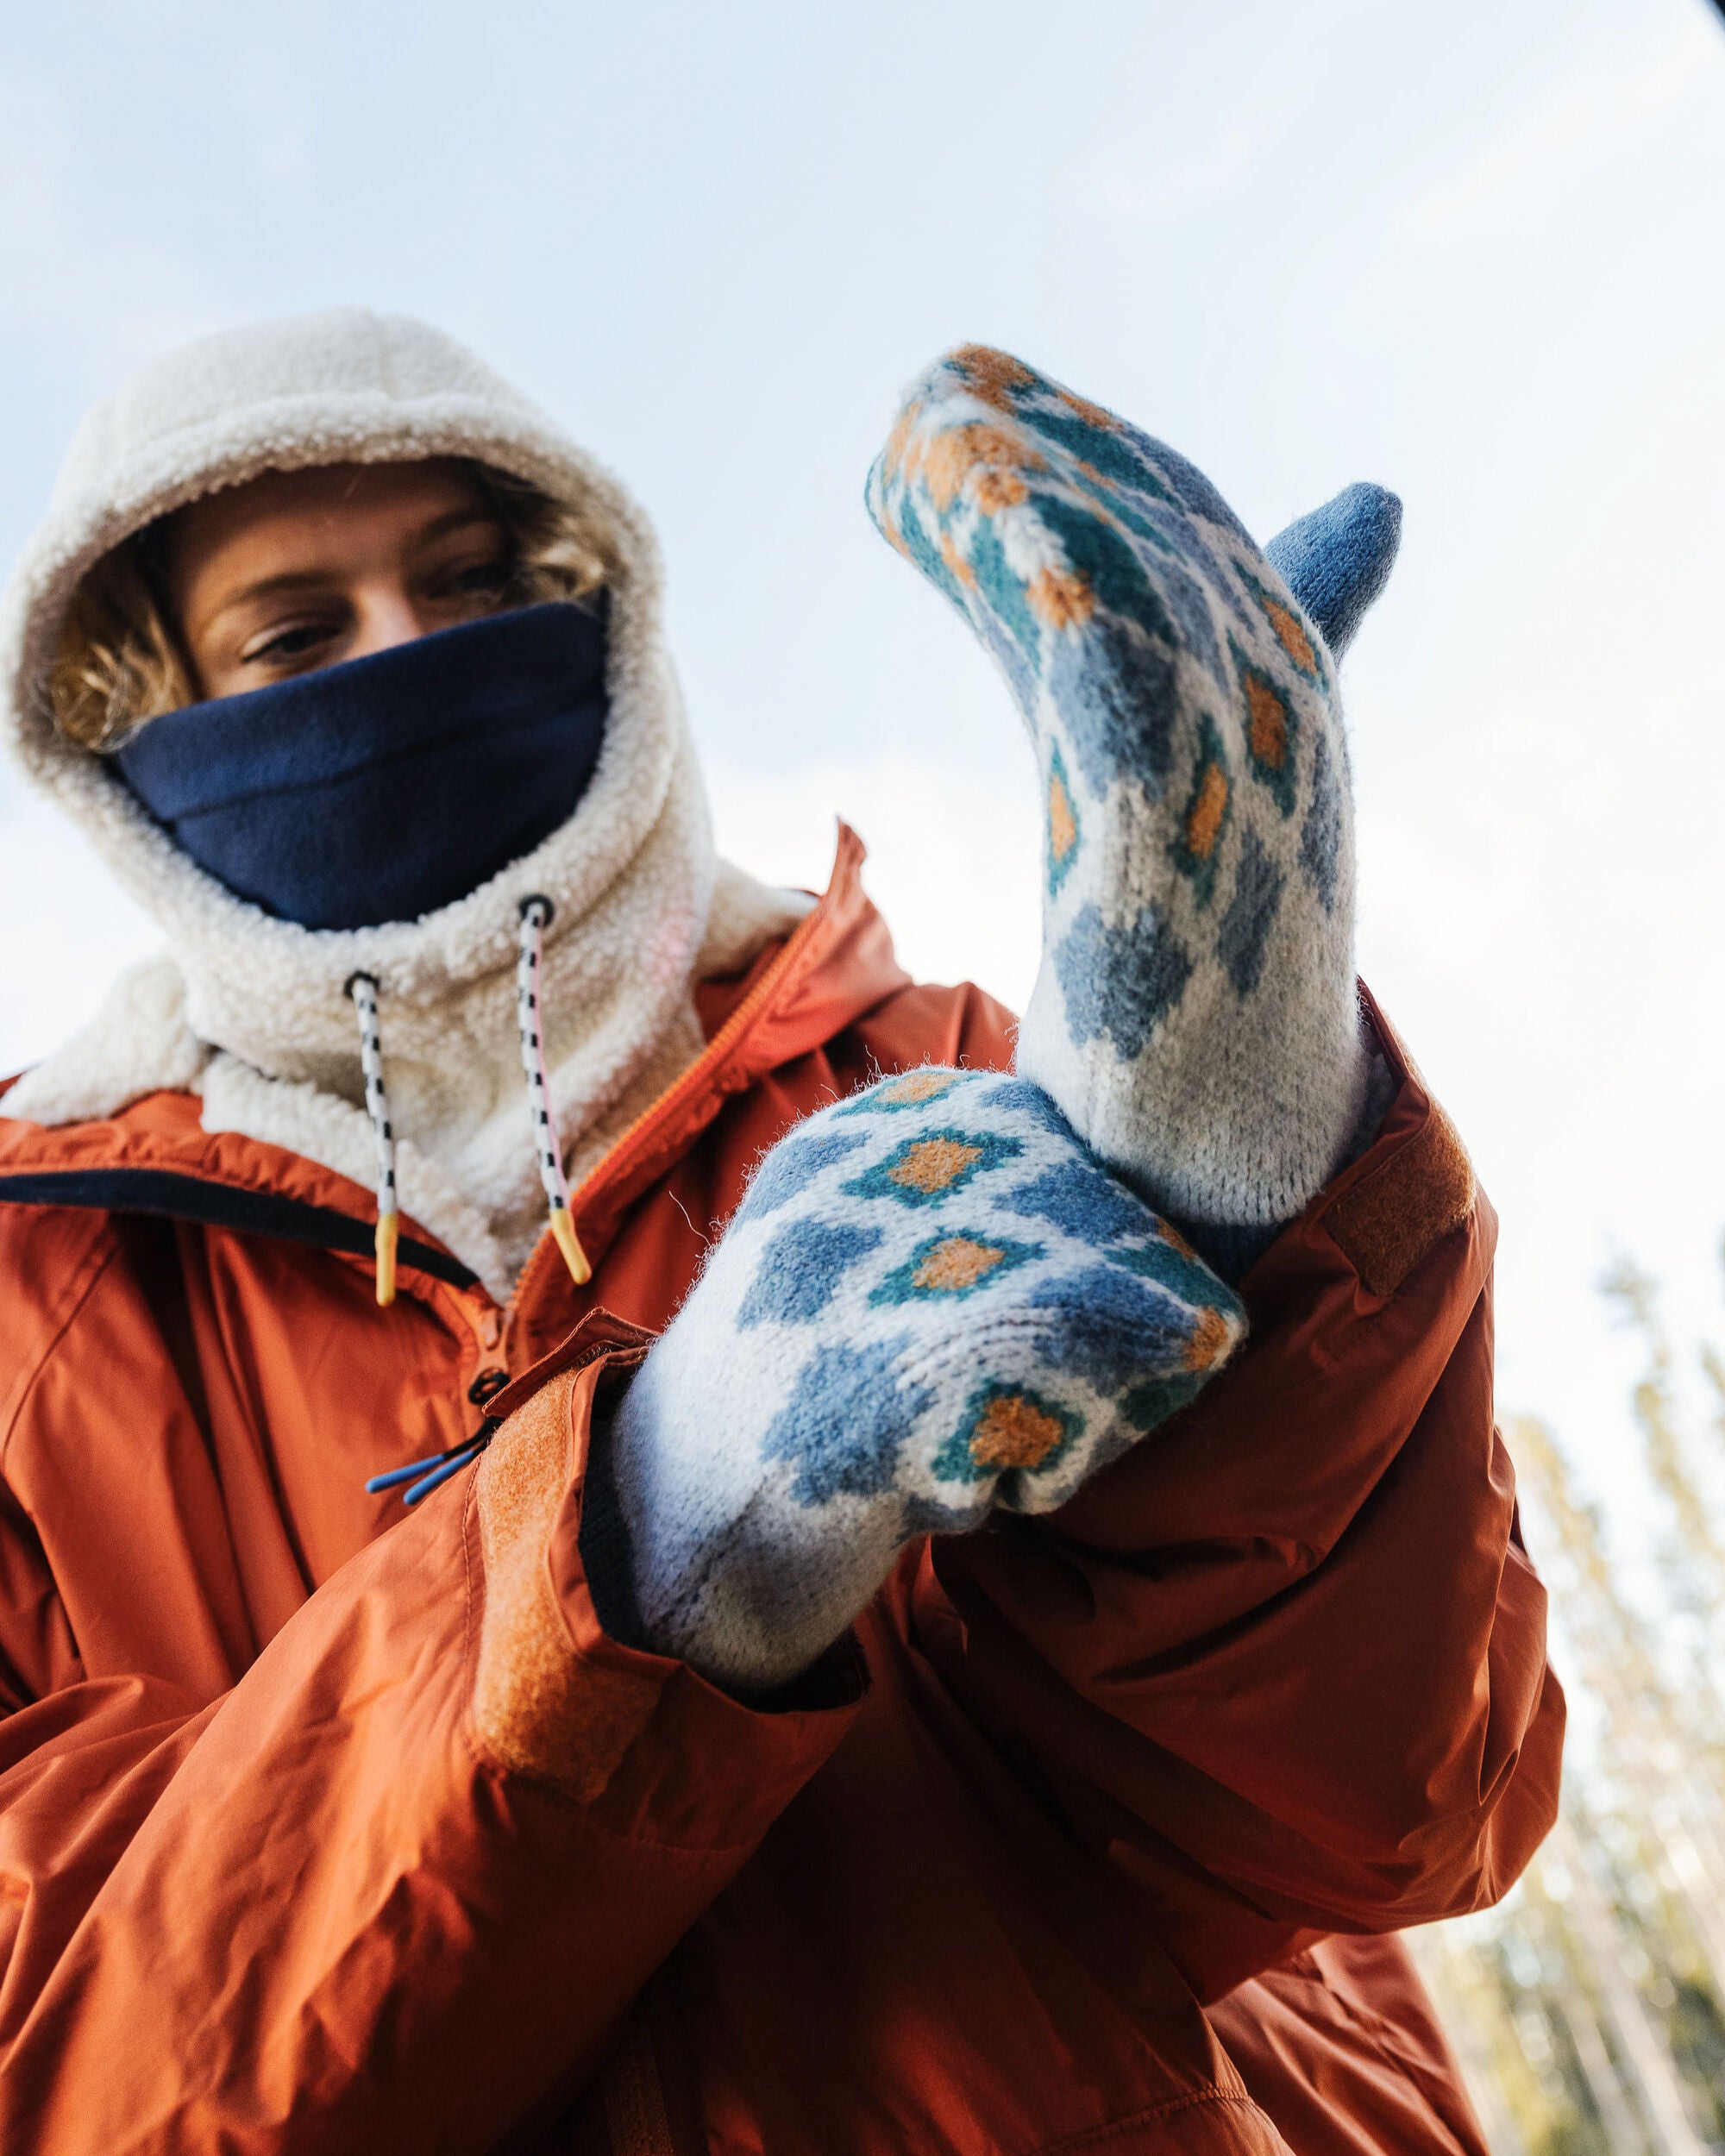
[473, 1368, 660, 1803]
[1323, 1098, 1477, 1298]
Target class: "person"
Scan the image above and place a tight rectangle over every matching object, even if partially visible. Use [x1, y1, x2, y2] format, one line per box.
[0, 309, 1560, 2154]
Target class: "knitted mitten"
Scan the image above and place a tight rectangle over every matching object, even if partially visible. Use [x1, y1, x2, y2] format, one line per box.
[866, 348, 1390, 1249]
[598, 1068, 1245, 1692]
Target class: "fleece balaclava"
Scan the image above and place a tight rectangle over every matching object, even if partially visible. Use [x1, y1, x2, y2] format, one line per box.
[0, 310, 808, 1300]
[113, 600, 611, 932]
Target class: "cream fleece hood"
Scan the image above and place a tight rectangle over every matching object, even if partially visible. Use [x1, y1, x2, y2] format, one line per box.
[0, 308, 806, 1299]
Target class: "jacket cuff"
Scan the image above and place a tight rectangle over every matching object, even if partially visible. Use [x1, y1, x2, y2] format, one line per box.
[469, 1322, 864, 1849]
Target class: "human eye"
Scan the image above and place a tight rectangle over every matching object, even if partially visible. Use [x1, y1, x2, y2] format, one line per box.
[434, 555, 511, 606]
[237, 618, 342, 673]
[455, 557, 510, 593]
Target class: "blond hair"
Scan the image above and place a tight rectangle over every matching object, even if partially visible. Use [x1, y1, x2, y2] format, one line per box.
[46, 461, 618, 752]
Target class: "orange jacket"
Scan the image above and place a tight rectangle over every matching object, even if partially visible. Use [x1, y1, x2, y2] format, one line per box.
[0, 830, 1560, 2154]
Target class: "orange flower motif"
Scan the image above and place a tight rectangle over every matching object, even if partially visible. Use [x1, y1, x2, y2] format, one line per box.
[1263, 598, 1317, 674]
[919, 432, 970, 511]
[938, 530, 977, 589]
[950, 345, 1035, 393]
[973, 466, 1028, 514]
[875, 1071, 961, 1107]
[1047, 768, 1078, 864]
[949, 344, 1036, 417]
[913, 1237, 1007, 1293]
[1060, 388, 1120, 431]
[1028, 567, 1095, 630]
[887, 1137, 984, 1194]
[1157, 1219, 1200, 1261]
[882, 400, 920, 479]
[1245, 676, 1288, 768]
[1183, 1304, 1235, 1373]
[919, 423, 1032, 512]
[1185, 763, 1228, 862]
[968, 1393, 1068, 1470]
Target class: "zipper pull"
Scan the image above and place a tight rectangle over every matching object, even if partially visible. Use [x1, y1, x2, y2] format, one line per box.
[366, 1419, 503, 1507]
[467, 1365, 510, 1409]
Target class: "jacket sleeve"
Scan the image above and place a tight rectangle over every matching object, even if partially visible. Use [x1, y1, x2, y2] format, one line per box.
[0, 1341, 860, 2155]
[906, 1032, 1564, 2005]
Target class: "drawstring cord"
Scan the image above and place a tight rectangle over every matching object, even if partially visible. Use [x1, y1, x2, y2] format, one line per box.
[345, 972, 398, 1307]
[358, 899, 593, 1503]
[518, 896, 592, 1287]
[344, 904, 591, 1312]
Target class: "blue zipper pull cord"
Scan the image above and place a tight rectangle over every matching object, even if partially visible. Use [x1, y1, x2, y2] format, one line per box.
[367, 1417, 503, 1507]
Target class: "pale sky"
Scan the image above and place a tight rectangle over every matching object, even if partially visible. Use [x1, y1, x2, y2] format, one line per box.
[3, 0, 1724, 1545]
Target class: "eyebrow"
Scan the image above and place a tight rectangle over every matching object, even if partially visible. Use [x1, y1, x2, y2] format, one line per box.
[204, 508, 506, 621]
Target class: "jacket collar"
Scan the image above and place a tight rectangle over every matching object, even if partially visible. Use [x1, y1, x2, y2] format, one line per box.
[0, 826, 907, 1310]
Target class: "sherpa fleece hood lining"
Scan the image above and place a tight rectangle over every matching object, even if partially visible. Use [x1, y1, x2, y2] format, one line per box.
[0, 308, 776, 1300]
[0, 308, 703, 1004]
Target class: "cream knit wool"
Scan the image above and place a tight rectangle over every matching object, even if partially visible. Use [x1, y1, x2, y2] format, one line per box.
[0, 310, 808, 1300]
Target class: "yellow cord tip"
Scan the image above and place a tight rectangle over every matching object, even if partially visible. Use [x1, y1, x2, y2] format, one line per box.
[374, 1211, 399, 1307]
[549, 1206, 592, 1286]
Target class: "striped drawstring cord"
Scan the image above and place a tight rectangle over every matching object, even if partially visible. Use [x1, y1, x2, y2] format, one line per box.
[517, 896, 592, 1286]
[345, 972, 399, 1307]
[359, 904, 593, 1506]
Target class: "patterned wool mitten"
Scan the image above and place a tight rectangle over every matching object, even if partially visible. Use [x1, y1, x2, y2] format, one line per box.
[867, 348, 1398, 1253]
[596, 1068, 1245, 1692]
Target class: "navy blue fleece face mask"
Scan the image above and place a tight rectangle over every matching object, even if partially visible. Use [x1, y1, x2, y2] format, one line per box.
[113, 599, 608, 931]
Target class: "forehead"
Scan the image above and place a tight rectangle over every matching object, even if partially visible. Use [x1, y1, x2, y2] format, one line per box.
[164, 457, 496, 582]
